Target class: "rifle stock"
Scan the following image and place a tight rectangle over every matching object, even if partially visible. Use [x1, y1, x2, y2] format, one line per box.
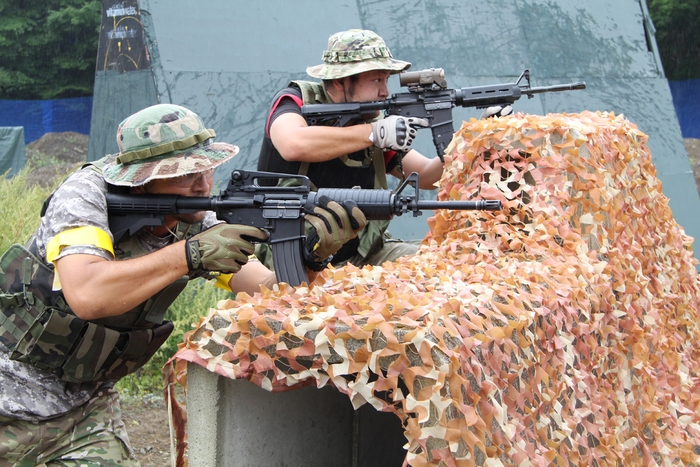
[107, 170, 501, 286]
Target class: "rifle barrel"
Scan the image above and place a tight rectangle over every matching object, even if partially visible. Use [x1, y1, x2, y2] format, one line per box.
[526, 81, 586, 95]
[415, 200, 502, 211]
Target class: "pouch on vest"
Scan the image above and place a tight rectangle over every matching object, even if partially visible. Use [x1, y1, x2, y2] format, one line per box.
[0, 243, 65, 351]
[11, 306, 174, 383]
[1, 243, 177, 382]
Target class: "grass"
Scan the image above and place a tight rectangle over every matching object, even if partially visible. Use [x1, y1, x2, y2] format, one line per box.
[115, 278, 232, 398]
[0, 165, 231, 397]
[0, 167, 57, 252]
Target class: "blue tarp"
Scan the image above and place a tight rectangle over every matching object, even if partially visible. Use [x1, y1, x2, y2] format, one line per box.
[0, 97, 92, 144]
[669, 79, 700, 139]
[0, 127, 26, 177]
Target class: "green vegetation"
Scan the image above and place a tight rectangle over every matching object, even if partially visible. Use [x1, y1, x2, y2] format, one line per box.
[648, 0, 700, 80]
[0, 166, 232, 396]
[0, 0, 102, 99]
[0, 167, 57, 251]
[116, 279, 232, 397]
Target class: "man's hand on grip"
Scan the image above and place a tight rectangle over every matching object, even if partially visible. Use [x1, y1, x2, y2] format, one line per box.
[370, 115, 428, 152]
[303, 197, 367, 271]
[185, 224, 269, 274]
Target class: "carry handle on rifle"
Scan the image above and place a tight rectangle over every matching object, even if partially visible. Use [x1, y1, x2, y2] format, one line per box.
[223, 170, 311, 287]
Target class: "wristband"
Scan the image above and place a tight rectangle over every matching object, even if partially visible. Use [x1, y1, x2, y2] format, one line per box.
[302, 248, 333, 272]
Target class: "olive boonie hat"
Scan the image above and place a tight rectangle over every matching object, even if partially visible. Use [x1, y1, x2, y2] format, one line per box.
[306, 29, 411, 80]
[103, 103, 239, 187]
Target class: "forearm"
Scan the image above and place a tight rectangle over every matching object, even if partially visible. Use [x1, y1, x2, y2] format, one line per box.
[56, 242, 190, 320]
[228, 261, 321, 296]
[270, 114, 374, 163]
[397, 150, 445, 189]
[228, 261, 276, 296]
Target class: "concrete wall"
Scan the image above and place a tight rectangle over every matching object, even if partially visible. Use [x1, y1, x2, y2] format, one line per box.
[187, 363, 407, 467]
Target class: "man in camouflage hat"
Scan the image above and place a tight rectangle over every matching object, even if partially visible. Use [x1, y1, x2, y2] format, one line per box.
[0, 103, 366, 466]
[257, 29, 443, 269]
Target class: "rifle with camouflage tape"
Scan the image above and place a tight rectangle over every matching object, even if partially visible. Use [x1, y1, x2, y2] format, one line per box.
[106, 169, 501, 286]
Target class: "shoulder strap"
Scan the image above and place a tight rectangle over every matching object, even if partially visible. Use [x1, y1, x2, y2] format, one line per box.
[289, 81, 333, 187]
[290, 80, 331, 105]
[41, 155, 115, 217]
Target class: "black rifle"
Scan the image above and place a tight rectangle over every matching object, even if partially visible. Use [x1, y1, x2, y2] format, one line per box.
[301, 69, 585, 161]
[106, 170, 501, 286]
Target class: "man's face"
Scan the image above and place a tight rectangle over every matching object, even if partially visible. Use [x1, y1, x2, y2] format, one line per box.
[139, 168, 215, 225]
[339, 70, 391, 105]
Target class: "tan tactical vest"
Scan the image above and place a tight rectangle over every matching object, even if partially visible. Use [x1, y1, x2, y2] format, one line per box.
[0, 160, 197, 383]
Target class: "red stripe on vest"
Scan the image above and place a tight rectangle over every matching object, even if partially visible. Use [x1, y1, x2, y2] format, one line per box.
[265, 93, 305, 137]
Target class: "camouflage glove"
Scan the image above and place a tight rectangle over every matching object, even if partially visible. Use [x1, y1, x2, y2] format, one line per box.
[370, 115, 428, 152]
[185, 224, 269, 274]
[303, 197, 367, 271]
[480, 105, 513, 119]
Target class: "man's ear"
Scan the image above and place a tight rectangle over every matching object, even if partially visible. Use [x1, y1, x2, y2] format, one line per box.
[325, 78, 345, 100]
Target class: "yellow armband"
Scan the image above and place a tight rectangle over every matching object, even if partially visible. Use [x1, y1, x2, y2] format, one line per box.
[214, 273, 234, 292]
[46, 226, 115, 290]
[46, 226, 114, 264]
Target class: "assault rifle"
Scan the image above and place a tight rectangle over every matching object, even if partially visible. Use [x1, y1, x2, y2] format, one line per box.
[301, 69, 586, 161]
[106, 170, 501, 286]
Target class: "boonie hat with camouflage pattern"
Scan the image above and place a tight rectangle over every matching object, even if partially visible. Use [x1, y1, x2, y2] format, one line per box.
[306, 29, 411, 80]
[103, 103, 238, 187]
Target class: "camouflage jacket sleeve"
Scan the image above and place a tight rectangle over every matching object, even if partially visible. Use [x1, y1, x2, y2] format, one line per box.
[33, 166, 114, 263]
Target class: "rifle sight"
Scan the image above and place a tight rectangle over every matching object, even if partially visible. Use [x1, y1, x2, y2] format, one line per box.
[399, 68, 447, 89]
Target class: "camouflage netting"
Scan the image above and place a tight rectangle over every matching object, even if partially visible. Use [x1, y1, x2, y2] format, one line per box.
[165, 111, 700, 467]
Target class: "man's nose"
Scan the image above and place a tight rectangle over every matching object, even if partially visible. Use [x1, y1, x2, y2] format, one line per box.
[193, 174, 213, 194]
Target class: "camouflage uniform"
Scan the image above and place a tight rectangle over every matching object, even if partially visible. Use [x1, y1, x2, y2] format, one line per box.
[0, 104, 237, 466]
[0, 388, 135, 467]
[257, 29, 418, 268]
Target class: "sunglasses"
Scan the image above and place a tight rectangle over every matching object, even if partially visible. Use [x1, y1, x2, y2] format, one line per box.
[168, 168, 216, 188]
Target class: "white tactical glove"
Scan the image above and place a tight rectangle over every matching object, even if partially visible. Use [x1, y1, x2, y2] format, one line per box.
[480, 105, 513, 119]
[370, 115, 429, 152]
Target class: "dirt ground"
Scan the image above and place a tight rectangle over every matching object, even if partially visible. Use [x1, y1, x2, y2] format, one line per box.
[120, 395, 172, 467]
[25, 131, 88, 187]
[21, 132, 700, 466]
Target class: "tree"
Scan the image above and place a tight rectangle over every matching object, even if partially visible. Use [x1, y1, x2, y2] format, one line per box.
[0, 0, 101, 99]
[648, 0, 700, 80]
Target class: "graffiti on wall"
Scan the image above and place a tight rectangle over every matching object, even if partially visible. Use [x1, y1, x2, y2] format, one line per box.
[97, 0, 151, 72]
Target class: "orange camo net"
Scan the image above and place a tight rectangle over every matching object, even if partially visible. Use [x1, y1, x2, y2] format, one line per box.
[165, 111, 700, 466]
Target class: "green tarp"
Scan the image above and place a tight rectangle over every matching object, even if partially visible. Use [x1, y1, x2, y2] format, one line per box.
[0, 127, 26, 177]
[88, 0, 700, 265]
